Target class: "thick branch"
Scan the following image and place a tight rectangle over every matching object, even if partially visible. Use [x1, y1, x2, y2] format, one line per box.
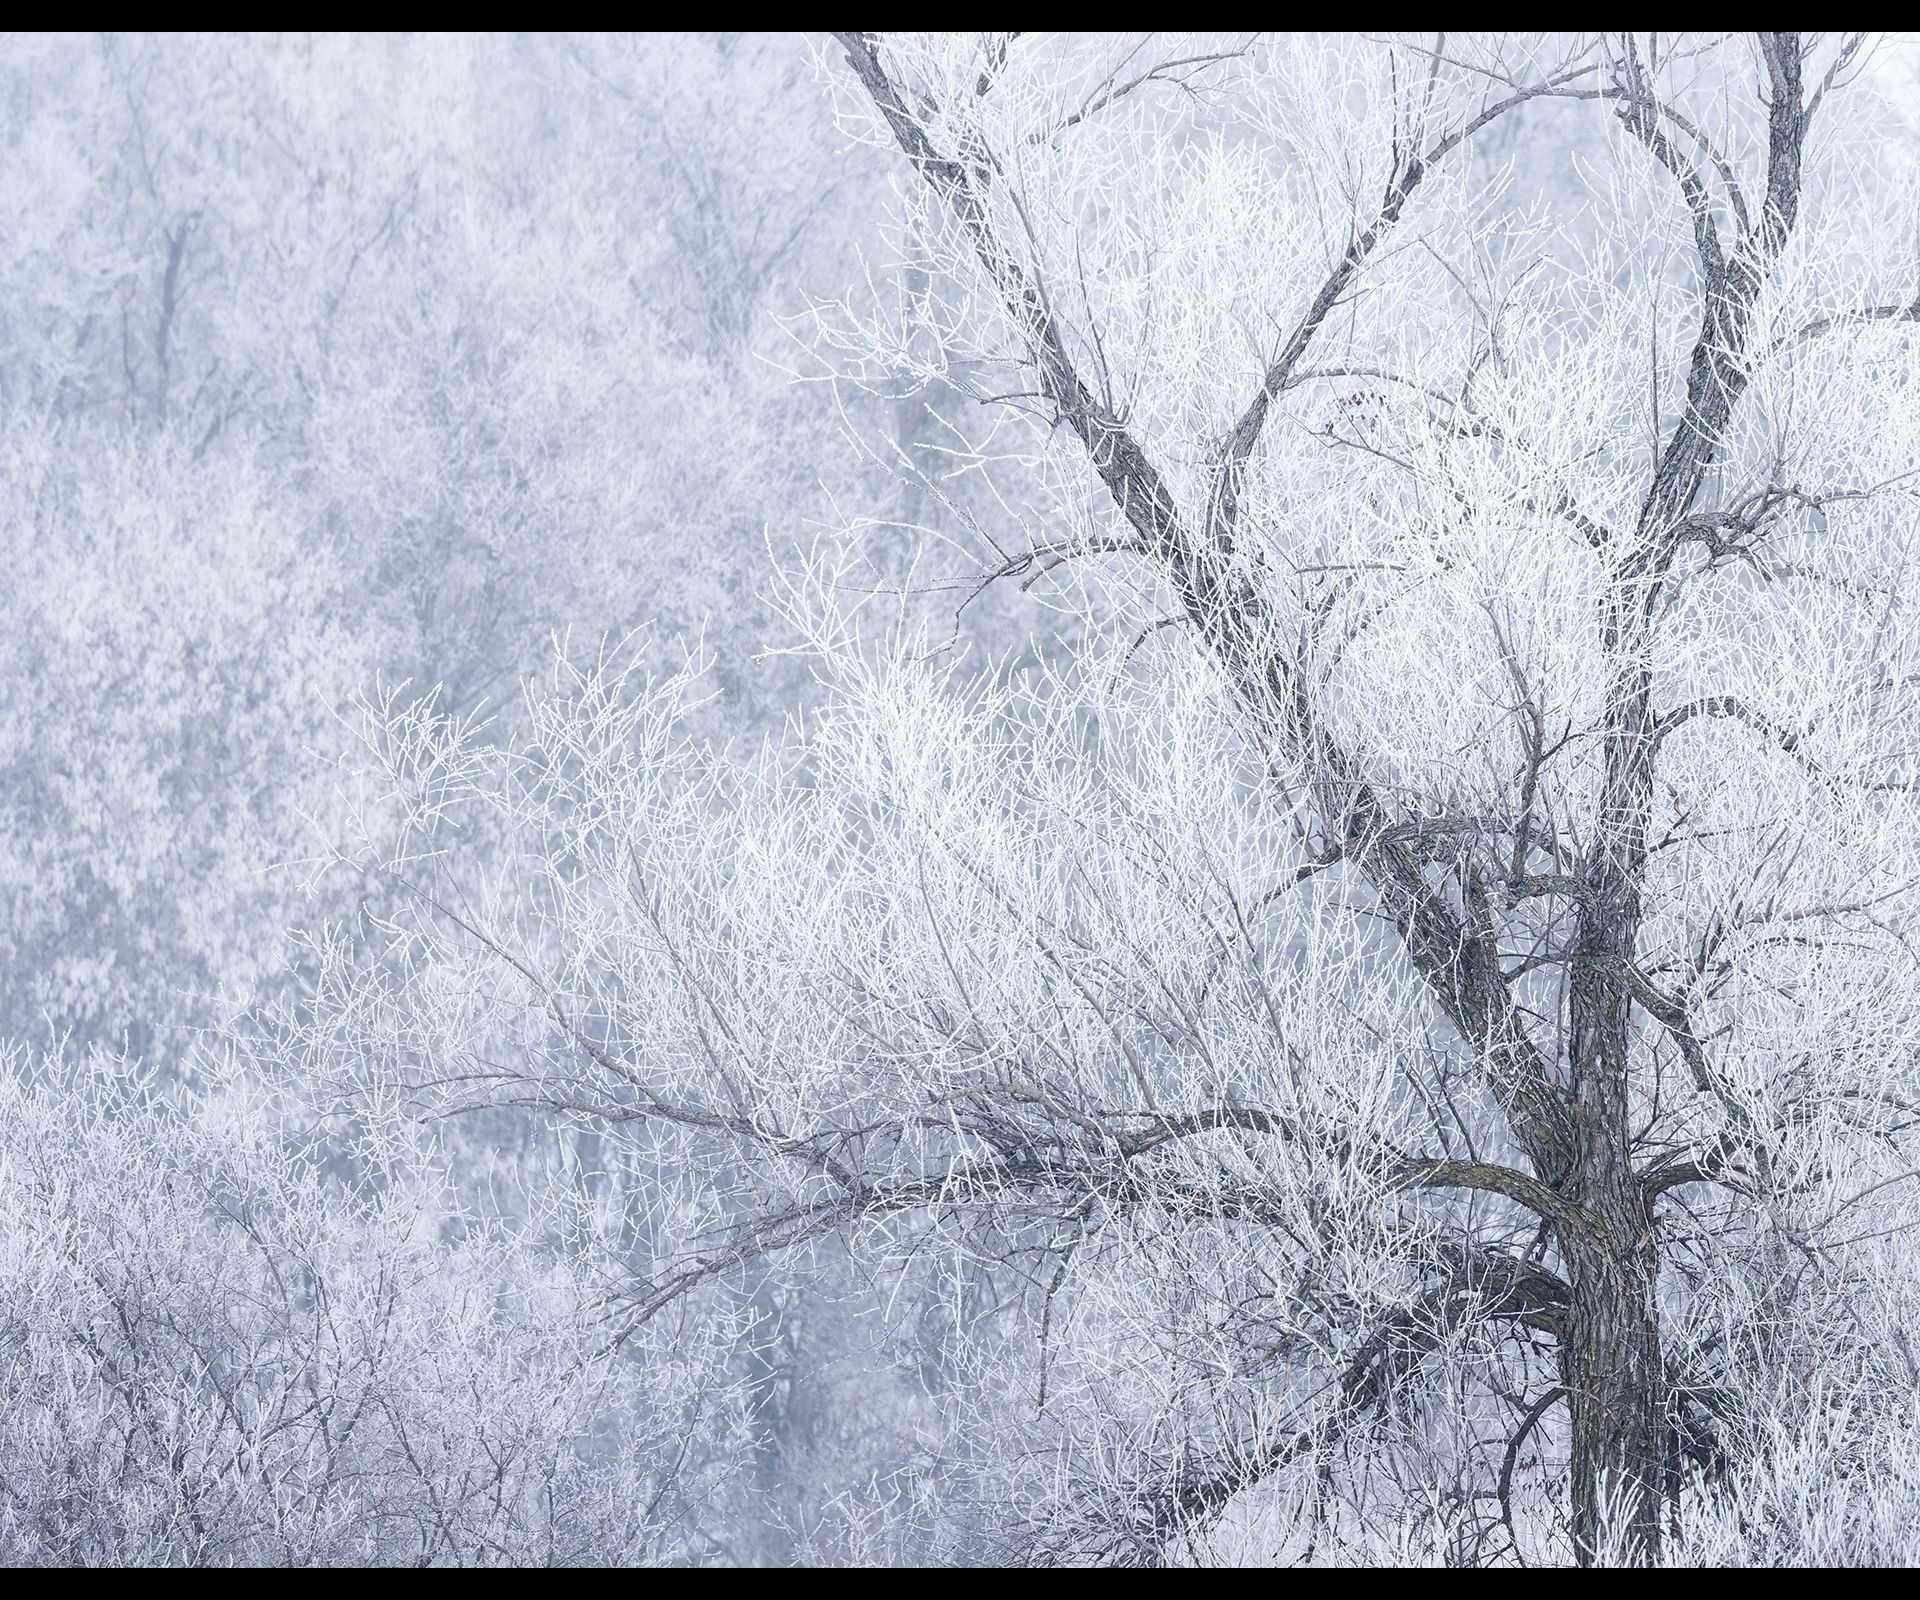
[1398, 1156, 1573, 1221]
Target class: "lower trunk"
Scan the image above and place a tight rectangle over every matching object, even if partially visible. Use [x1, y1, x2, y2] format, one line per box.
[1561, 892, 1665, 1565]
[1560, 1220, 1664, 1563]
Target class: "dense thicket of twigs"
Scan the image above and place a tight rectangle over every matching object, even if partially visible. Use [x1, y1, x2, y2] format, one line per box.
[5, 31, 1920, 1567]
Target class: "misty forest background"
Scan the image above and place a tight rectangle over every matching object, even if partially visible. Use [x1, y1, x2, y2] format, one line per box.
[6, 31, 1920, 1567]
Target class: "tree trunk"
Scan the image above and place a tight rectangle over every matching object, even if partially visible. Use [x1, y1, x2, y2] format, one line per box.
[1562, 943, 1665, 1563]
[1560, 1209, 1665, 1562]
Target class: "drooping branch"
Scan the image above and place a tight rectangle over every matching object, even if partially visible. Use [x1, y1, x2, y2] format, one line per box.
[610, 1121, 1570, 1332]
[1498, 1384, 1569, 1543]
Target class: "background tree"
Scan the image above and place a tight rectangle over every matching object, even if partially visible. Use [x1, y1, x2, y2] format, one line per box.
[0, 1044, 741, 1565]
[0, 30, 934, 1562]
[0, 32, 892, 1054]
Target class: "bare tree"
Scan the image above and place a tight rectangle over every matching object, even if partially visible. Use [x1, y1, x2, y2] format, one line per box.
[305, 31, 1920, 1565]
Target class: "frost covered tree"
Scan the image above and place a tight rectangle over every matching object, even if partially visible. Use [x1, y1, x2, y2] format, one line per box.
[300, 30, 1920, 1565]
[14, 28, 1920, 1568]
[813, 29, 1920, 1561]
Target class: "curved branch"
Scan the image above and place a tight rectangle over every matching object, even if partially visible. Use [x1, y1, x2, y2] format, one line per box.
[1498, 1384, 1569, 1545]
[1399, 1157, 1573, 1222]
[1653, 693, 1804, 762]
